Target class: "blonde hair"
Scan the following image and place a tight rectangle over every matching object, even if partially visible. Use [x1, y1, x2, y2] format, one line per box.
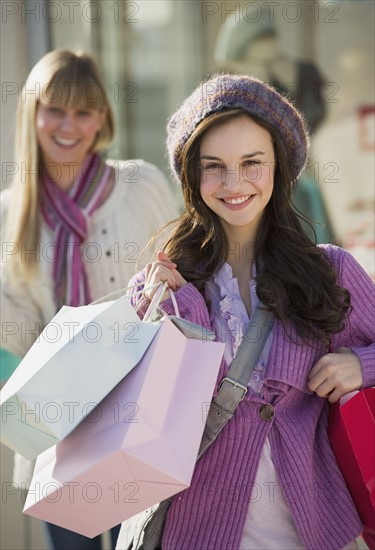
[4, 49, 115, 278]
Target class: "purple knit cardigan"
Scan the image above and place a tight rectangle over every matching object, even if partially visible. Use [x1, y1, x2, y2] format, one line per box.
[129, 245, 375, 550]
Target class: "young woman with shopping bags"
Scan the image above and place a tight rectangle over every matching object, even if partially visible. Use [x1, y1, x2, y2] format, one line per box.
[116, 74, 374, 550]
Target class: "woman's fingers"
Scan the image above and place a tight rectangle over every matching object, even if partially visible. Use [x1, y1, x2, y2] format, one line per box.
[145, 260, 175, 281]
[156, 251, 188, 288]
[143, 251, 187, 302]
[308, 348, 363, 403]
[144, 266, 173, 299]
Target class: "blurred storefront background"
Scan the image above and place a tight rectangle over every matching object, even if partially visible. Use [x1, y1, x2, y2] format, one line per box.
[1, 1, 374, 548]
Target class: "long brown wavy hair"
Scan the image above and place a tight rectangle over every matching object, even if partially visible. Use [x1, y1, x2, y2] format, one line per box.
[162, 109, 350, 345]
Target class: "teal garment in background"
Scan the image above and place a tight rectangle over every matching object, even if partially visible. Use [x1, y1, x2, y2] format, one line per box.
[0, 348, 21, 381]
[293, 174, 335, 244]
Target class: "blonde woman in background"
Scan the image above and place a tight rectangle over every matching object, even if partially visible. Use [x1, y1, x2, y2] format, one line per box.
[0, 49, 178, 550]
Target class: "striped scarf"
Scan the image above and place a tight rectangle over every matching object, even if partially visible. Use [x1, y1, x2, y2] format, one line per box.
[41, 154, 111, 310]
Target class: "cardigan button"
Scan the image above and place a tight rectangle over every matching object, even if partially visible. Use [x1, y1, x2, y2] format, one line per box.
[259, 404, 274, 421]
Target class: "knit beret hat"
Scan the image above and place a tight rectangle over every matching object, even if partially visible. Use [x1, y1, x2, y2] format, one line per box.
[167, 74, 310, 183]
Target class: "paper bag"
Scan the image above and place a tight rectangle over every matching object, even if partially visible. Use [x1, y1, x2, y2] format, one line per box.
[329, 388, 375, 549]
[23, 317, 225, 538]
[0, 295, 159, 459]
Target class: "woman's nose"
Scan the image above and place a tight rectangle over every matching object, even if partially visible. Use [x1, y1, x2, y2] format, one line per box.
[59, 113, 75, 131]
[222, 165, 243, 192]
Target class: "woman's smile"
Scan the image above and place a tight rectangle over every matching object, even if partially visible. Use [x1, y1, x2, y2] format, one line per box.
[219, 194, 256, 208]
[52, 136, 80, 148]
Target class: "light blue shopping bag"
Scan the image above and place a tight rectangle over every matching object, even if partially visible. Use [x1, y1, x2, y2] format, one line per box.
[0, 293, 159, 460]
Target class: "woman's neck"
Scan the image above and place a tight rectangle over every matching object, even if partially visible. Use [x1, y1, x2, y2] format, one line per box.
[44, 156, 91, 192]
[224, 225, 256, 279]
[226, 236, 255, 317]
[227, 253, 254, 282]
[226, 239, 255, 282]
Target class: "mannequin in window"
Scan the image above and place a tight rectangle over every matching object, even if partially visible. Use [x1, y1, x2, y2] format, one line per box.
[214, 16, 326, 134]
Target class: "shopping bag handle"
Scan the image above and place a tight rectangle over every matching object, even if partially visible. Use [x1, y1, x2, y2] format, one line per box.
[143, 282, 180, 322]
[90, 281, 162, 306]
[91, 281, 180, 320]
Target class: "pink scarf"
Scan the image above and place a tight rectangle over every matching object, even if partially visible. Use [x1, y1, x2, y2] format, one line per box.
[41, 154, 111, 309]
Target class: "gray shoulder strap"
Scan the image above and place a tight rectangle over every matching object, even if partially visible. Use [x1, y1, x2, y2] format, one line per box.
[198, 306, 274, 457]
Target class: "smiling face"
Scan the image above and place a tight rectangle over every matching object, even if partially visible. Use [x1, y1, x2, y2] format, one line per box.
[35, 102, 106, 175]
[199, 115, 275, 243]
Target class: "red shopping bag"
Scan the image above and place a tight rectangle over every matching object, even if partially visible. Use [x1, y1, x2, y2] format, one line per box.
[329, 388, 375, 549]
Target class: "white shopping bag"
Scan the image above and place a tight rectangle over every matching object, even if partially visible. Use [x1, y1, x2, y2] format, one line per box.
[0, 293, 159, 460]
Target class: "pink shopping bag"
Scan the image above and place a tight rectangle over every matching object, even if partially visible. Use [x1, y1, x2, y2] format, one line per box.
[23, 317, 224, 538]
[329, 388, 375, 549]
